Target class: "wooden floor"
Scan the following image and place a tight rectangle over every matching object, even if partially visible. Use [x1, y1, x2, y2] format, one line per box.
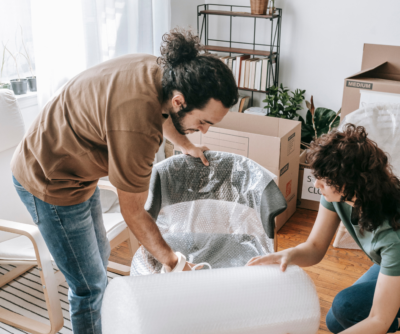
[110, 208, 373, 334]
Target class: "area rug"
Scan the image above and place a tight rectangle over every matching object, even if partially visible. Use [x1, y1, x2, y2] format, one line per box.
[0, 264, 121, 334]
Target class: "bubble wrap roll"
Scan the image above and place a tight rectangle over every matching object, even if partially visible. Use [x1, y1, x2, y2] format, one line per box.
[102, 265, 320, 334]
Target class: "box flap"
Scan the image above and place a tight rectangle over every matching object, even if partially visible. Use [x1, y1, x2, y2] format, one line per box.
[348, 61, 400, 82]
[214, 112, 300, 138]
[362, 44, 400, 74]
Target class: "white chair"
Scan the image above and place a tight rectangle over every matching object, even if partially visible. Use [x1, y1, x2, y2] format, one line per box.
[0, 89, 139, 333]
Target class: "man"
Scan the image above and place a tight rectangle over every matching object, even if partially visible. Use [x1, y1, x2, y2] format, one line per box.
[12, 28, 238, 333]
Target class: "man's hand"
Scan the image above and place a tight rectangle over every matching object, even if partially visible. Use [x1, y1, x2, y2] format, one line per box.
[181, 143, 210, 166]
[164, 261, 204, 272]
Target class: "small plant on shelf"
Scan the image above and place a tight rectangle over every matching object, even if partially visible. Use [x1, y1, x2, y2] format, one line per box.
[263, 84, 306, 119]
[299, 96, 341, 149]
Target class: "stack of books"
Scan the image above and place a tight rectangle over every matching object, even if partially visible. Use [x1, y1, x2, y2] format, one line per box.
[214, 53, 276, 92]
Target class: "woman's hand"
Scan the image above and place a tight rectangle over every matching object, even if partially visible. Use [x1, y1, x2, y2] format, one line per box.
[181, 144, 210, 166]
[246, 248, 294, 272]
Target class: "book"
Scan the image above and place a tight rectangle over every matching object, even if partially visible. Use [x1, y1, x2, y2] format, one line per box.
[254, 59, 263, 91]
[244, 59, 251, 88]
[269, 56, 277, 87]
[260, 57, 270, 92]
[239, 96, 250, 113]
[235, 55, 250, 86]
[232, 59, 236, 78]
[230, 95, 250, 113]
[239, 59, 249, 88]
[249, 58, 259, 89]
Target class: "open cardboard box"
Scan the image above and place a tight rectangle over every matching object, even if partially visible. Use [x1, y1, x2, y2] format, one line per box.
[173, 112, 301, 231]
[342, 43, 400, 120]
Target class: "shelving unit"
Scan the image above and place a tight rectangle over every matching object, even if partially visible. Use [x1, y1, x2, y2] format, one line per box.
[197, 4, 282, 106]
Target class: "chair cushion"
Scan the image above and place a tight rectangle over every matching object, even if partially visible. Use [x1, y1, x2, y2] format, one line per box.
[0, 235, 36, 261]
[0, 90, 25, 153]
[103, 213, 127, 241]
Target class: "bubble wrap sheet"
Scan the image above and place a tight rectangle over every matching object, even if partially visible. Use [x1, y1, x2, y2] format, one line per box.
[131, 151, 287, 275]
[102, 265, 321, 334]
[339, 103, 400, 175]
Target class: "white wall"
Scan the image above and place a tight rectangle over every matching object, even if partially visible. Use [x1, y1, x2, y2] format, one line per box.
[175, 0, 400, 117]
[171, 0, 204, 31]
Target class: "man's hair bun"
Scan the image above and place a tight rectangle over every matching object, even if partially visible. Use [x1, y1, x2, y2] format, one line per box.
[158, 28, 204, 68]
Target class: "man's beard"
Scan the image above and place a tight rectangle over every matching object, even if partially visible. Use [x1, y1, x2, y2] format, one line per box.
[169, 109, 187, 135]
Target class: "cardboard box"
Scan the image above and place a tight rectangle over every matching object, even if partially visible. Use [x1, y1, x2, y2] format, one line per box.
[342, 43, 400, 120]
[174, 112, 301, 231]
[296, 150, 321, 211]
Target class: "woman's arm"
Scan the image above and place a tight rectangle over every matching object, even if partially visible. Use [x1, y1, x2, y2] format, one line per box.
[341, 273, 400, 334]
[247, 204, 340, 270]
[163, 116, 209, 165]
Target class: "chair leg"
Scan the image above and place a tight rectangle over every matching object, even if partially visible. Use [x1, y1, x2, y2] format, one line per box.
[0, 264, 35, 287]
[0, 220, 64, 334]
[107, 261, 131, 276]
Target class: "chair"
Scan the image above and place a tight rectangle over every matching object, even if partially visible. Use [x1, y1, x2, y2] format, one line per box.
[0, 89, 139, 333]
[131, 151, 288, 275]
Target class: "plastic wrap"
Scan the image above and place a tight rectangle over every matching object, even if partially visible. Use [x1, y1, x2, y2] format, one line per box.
[130, 151, 287, 276]
[339, 103, 400, 175]
[334, 103, 400, 250]
[102, 265, 320, 334]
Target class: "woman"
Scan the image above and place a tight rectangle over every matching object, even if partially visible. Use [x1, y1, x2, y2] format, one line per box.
[247, 124, 400, 334]
[12, 28, 238, 333]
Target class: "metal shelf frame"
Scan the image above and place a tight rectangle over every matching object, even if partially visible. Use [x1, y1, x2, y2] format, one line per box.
[197, 4, 282, 106]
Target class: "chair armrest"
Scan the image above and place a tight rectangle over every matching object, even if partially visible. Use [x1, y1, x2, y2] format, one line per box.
[0, 219, 64, 331]
[98, 180, 118, 196]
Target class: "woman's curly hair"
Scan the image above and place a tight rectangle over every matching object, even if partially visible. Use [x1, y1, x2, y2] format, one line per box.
[307, 124, 400, 233]
[157, 28, 238, 112]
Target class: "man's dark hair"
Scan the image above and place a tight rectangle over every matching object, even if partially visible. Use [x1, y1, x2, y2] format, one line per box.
[307, 124, 400, 233]
[157, 28, 238, 112]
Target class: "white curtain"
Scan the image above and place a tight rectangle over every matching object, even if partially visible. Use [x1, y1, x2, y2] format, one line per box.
[0, 0, 36, 82]
[31, 0, 171, 111]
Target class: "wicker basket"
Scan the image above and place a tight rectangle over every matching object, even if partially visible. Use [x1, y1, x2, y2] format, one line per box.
[250, 0, 269, 15]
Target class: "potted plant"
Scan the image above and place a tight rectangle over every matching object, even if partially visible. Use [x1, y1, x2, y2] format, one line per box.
[296, 96, 341, 210]
[0, 43, 10, 90]
[4, 44, 27, 95]
[19, 26, 36, 92]
[263, 84, 306, 119]
[299, 96, 341, 149]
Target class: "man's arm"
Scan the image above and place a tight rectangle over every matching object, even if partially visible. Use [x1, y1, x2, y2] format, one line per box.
[163, 116, 209, 166]
[117, 188, 179, 270]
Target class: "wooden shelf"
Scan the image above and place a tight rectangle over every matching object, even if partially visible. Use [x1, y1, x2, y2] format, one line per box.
[239, 87, 268, 94]
[199, 10, 279, 19]
[205, 45, 274, 57]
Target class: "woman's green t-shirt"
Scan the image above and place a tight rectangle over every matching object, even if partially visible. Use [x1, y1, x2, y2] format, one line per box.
[321, 196, 400, 276]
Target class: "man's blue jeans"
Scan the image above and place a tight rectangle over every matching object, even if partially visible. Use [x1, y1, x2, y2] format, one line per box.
[13, 175, 110, 334]
[326, 264, 400, 333]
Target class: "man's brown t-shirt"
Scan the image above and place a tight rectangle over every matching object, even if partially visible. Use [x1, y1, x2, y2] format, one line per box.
[11, 54, 166, 206]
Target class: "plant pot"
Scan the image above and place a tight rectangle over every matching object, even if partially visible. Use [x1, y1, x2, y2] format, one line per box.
[250, 0, 269, 15]
[27, 76, 37, 92]
[0, 82, 11, 90]
[10, 79, 28, 95]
